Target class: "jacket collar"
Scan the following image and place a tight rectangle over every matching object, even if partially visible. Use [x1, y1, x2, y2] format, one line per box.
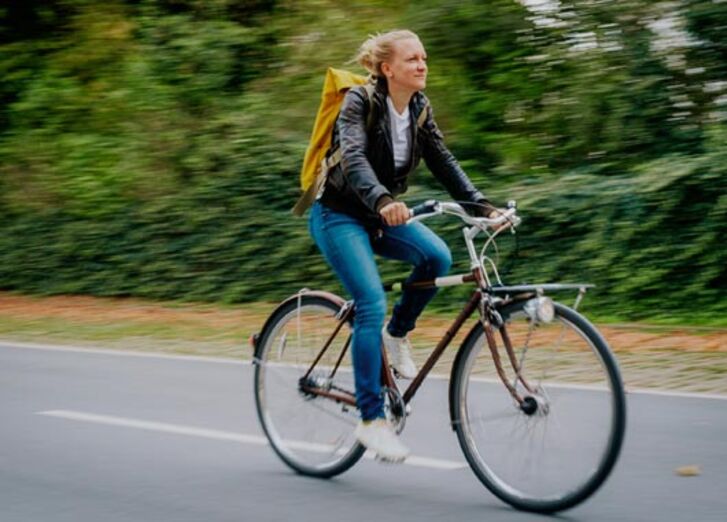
[372, 78, 427, 173]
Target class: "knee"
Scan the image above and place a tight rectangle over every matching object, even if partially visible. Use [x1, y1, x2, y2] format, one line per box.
[427, 243, 452, 277]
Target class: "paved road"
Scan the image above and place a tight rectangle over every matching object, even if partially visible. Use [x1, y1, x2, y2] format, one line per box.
[1, 341, 726, 521]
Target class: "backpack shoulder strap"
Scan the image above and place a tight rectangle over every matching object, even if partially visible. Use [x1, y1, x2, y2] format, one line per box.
[416, 99, 430, 128]
[362, 82, 377, 132]
[324, 82, 376, 170]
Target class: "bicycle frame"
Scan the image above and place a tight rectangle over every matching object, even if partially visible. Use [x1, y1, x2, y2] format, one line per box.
[294, 202, 594, 411]
[296, 269, 593, 412]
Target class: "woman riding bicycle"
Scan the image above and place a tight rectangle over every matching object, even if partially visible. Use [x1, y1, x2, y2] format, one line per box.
[309, 29, 500, 461]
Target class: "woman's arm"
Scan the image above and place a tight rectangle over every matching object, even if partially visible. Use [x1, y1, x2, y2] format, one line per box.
[337, 88, 393, 213]
[420, 104, 494, 215]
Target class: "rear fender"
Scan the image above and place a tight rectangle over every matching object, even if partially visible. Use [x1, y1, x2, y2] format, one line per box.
[251, 289, 347, 361]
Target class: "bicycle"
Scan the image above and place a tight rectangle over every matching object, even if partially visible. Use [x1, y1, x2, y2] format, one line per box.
[251, 200, 626, 514]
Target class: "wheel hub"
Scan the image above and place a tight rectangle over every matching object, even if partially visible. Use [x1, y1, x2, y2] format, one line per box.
[520, 394, 550, 416]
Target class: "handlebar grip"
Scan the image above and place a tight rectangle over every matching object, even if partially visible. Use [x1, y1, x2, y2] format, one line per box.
[409, 199, 439, 218]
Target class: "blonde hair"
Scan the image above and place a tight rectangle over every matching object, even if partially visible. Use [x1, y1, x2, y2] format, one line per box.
[355, 30, 421, 78]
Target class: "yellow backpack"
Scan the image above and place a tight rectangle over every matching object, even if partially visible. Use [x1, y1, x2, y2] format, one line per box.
[292, 68, 374, 216]
[292, 67, 429, 216]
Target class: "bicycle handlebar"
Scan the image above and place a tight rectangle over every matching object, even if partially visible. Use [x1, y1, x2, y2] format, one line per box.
[409, 200, 440, 218]
[408, 200, 521, 230]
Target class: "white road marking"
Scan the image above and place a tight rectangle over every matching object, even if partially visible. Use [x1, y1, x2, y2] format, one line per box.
[0, 340, 246, 365]
[36, 410, 466, 470]
[4, 339, 726, 401]
[39, 409, 266, 443]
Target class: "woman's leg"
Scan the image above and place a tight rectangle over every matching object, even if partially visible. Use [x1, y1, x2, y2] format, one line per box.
[309, 203, 386, 421]
[372, 221, 452, 337]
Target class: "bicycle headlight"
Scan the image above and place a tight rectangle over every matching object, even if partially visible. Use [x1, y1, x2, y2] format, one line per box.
[524, 296, 555, 324]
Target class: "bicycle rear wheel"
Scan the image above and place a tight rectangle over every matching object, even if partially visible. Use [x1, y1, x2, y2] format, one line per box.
[253, 293, 365, 478]
[450, 301, 626, 513]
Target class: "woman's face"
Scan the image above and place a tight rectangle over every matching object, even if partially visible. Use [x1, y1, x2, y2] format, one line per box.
[382, 38, 428, 93]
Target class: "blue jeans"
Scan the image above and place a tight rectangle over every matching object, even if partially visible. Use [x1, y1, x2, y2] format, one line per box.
[309, 201, 452, 420]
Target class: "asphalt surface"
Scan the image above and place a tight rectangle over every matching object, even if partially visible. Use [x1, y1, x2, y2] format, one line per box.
[1, 341, 726, 522]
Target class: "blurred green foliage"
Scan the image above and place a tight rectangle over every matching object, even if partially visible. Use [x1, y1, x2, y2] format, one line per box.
[0, 0, 725, 323]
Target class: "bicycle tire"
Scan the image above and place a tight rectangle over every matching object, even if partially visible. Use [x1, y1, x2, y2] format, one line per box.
[254, 293, 365, 478]
[450, 301, 626, 513]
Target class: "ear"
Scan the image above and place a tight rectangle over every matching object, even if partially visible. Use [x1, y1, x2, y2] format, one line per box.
[380, 61, 393, 78]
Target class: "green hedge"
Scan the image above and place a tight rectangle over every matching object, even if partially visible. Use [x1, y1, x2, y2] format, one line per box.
[1, 143, 724, 323]
[1, 1, 726, 324]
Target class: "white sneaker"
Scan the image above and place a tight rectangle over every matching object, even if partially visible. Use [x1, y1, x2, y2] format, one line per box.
[382, 328, 418, 379]
[354, 419, 410, 462]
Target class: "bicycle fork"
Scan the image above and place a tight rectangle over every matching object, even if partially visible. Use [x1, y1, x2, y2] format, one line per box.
[479, 297, 540, 414]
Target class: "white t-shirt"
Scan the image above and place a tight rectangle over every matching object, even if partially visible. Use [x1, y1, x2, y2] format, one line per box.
[386, 96, 411, 170]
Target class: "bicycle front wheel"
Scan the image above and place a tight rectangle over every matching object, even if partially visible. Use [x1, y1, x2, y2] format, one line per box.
[253, 293, 365, 478]
[451, 301, 626, 513]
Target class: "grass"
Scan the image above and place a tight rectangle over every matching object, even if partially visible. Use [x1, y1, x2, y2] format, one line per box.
[1, 291, 726, 393]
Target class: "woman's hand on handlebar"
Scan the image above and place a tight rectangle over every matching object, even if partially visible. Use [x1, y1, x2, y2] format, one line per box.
[486, 207, 513, 232]
[387, 199, 516, 230]
[379, 201, 410, 227]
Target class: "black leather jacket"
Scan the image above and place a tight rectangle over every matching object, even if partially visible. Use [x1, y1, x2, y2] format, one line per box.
[319, 79, 490, 225]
